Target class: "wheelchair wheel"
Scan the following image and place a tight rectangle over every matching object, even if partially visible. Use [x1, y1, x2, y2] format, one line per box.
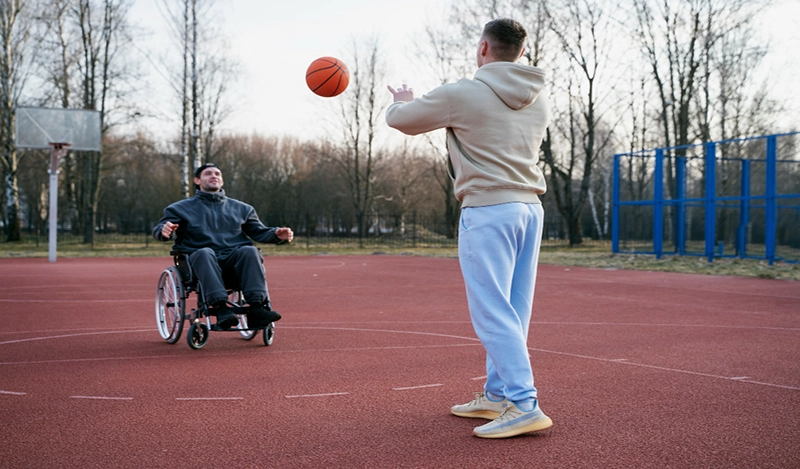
[156, 267, 185, 344]
[263, 322, 274, 346]
[187, 322, 209, 349]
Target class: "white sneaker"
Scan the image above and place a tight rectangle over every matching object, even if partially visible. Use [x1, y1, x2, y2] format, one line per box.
[472, 401, 553, 438]
[450, 392, 509, 420]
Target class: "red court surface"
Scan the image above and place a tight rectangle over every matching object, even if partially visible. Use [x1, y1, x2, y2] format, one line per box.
[1, 255, 798, 468]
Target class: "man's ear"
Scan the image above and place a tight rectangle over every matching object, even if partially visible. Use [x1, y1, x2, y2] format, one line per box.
[518, 47, 526, 61]
[479, 40, 489, 57]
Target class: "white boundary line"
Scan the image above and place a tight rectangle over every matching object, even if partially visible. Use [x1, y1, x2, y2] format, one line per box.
[392, 384, 443, 391]
[1, 325, 797, 394]
[70, 396, 133, 400]
[531, 348, 800, 391]
[285, 392, 350, 398]
[0, 329, 153, 345]
[0, 299, 151, 303]
[0, 390, 27, 395]
[175, 397, 243, 401]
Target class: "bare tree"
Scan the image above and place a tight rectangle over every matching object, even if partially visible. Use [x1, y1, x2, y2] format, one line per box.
[631, 0, 763, 175]
[630, 0, 767, 246]
[37, 0, 82, 228]
[157, 0, 191, 197]
[542, 0, 617, 245]
[374, 141, 430, 236]
[158, 0, 237, 197]
[332, 36, 387, 245]
[0, 0, 41, 241]
[72, 0, 134, 244]
[411, 21, 470, 238]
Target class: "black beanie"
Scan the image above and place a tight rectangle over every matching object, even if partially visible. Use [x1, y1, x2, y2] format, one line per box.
[195, 163, 219, 178]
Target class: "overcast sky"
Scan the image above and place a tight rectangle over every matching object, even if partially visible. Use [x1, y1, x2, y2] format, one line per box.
[127, 0, 800, 143]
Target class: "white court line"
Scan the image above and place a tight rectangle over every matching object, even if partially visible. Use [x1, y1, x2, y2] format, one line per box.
[0, 344, 480, 367]
[392, 384, 443, 391]
[70, 396, 133, 400]
[0, 299, 150, 303]
[285, 392, 350, 398]
[532, 348, 800, 391]
[470, 375, 487, 381]
[0, 329, 152, 345]
[175, 397, 243, 401]
[2, 325, 796, 392]
[286, 326, 482, 342]
[539, 273, 800, 300]
[0, 390, 27, 395]
[0, 326, 152, 335]
[528, 321, 800, 332]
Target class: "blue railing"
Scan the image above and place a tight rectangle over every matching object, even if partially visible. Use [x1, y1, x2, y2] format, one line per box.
[612, 133, 800, 265]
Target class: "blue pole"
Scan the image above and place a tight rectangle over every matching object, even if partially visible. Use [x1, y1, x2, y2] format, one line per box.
[765, 136, 777, 265]
[738, 159, 750, 258]
[654, 149, 664, 259]
[705, 143, 716, 262]
[675, 157, 686, 255]
[612, 153, 621, 254]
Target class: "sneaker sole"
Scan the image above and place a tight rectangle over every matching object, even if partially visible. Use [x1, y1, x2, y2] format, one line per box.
[473, 416, 553, 439]
[451, 409, 502, 420]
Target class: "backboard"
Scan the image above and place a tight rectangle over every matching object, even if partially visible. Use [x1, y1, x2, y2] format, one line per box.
[15, 106, 102, 151]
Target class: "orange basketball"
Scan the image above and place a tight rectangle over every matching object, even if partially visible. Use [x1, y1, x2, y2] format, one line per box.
[305, 57, 350, 98]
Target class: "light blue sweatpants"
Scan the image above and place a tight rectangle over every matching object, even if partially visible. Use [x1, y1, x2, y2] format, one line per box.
[458, 202, 544, 406]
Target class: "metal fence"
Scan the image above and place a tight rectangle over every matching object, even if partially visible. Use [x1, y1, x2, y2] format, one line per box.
[4, 210, 609, 253]
[612, 133, 800, 264]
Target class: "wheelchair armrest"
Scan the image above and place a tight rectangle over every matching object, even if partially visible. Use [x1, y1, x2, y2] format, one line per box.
[171, 251, 193, 285]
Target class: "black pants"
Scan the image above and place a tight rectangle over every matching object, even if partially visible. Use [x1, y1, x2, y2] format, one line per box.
[189, 246, 269, 307]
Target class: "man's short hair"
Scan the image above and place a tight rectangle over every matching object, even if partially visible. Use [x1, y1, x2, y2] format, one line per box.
[482, 18, 527, 62]
[195, 163, 219, 179]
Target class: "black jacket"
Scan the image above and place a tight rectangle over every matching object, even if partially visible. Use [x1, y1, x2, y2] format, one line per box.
[153, 190, 279, 257]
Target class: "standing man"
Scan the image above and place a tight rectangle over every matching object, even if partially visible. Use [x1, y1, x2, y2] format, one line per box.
[153, 163, 293, 330]
[386, 18, 551, 439]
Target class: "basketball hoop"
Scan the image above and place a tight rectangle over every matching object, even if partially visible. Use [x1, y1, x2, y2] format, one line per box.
[14, 107, 100, 263]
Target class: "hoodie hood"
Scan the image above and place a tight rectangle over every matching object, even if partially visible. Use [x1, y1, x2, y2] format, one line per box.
[473, 62, 546, 110]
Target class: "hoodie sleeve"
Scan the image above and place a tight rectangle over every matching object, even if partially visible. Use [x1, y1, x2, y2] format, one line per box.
[242, 206, 280, 244]
[385, 84, 454, 136]
[152, 205, 182, 242]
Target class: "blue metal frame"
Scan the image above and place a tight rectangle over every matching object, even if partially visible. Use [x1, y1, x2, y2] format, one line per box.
[765, 136, 777, 264]
[612, 153, 621, 254]
[654, 148, 664, 259]
[611, 132, 799, 265]
[738, 159, 750, 258]
[704, 143, 716, 262]
[675, 157, 686, 256]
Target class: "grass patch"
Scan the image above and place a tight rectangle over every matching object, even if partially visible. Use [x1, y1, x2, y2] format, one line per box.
[539, 248, 799, 281]
[1, 239, 797, 281]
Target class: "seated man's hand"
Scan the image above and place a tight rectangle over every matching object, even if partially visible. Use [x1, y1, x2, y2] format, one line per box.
[162, 221, 178, 239]
[276, 227, 294, 243]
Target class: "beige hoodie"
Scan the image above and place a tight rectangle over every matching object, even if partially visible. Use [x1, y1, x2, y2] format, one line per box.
[386, 61, 550, 207]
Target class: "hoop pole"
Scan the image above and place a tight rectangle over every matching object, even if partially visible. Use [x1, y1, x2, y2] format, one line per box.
[47, 143, 70, 263]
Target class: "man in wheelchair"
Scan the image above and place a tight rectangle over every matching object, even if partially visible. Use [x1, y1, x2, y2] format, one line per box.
[153, 163, 293, 330]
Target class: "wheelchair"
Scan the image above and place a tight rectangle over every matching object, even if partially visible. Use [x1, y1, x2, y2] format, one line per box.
[155, 251, 275, 349]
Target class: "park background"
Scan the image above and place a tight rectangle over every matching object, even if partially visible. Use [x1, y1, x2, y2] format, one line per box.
[0, 0, 798, 270]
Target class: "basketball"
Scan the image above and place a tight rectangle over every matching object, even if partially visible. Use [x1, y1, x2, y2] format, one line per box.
[305, 57, 349, 98]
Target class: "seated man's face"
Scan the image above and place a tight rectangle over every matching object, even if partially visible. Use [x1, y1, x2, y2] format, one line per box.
[195, 167, 224, 192]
